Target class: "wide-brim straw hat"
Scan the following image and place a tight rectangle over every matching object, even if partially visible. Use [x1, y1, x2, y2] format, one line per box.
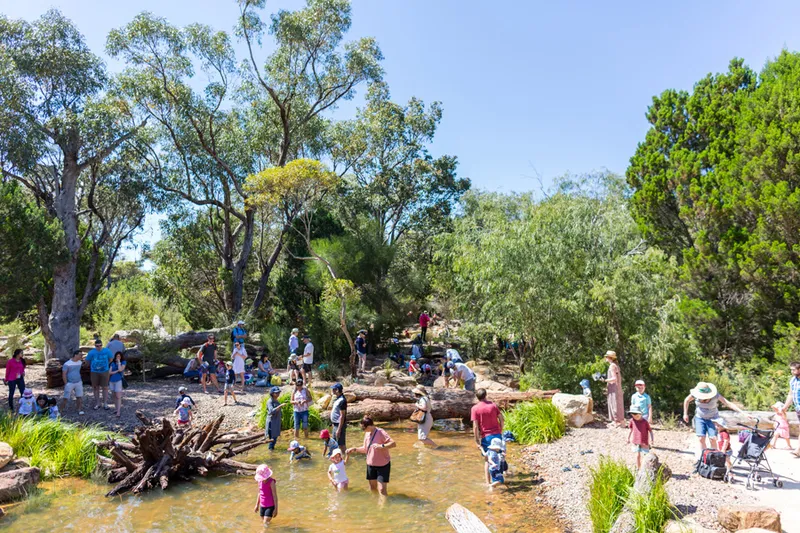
[254, 464, 273, 482]
[412, 385, 428, 396]
[604, 350, 617, 360]
[690, 382, 717, 400]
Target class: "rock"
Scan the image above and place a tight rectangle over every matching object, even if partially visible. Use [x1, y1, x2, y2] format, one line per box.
[736, 529, 780, 533]
[0, 467, 40, 503]
[552, 393, 593, 428]
[0, 458, 30, 474]
[343, 392, 356, 403]
[316, 394, 332, 409]
[665, 519, 717, 533]
[0, 443, 12, 470]
[717, 505, 780, 532]
[373, 376, 389, 387]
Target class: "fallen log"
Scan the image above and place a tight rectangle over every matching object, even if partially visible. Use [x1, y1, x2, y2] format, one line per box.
[347, 385, 557, 404]
[102, 410, 265, 497]
[446, 503, 492, 533]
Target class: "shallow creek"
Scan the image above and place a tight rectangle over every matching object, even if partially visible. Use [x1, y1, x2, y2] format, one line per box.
[7, 424, 562, 532]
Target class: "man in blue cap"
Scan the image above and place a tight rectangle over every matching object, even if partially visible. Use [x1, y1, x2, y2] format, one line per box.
[330, 382, 347, 449]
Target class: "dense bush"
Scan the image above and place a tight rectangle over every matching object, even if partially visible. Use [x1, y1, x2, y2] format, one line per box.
[503, 401, 566, 444]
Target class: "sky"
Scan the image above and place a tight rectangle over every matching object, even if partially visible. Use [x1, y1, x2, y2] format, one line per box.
[4, 0, 800, 257]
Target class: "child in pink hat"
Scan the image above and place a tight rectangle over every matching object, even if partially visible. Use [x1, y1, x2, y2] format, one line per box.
[253, 464, 278, 525]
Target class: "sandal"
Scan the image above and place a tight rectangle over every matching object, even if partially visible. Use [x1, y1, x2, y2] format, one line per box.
[94, 405, 100, 410]
[104, 405, 110, 410]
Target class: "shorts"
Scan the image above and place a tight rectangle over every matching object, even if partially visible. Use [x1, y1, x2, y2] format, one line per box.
[63, 381, 84, 399]
[90, 372, 110, 387]
[481, 433, 502, 452]
[489, 468, 505, 484]
[303, 363, 313, 373]
[366, 462, 391, 483]
[224, 382, 236, 390]
[108, 380, 123, 393]
[177, 419, 191, 426]
[259, 506, 275, 517]
[631, 444, 650, 454]
[694, 417, 718, 438]
[294, 410, 309, 429]
[463, 379, 475, 392]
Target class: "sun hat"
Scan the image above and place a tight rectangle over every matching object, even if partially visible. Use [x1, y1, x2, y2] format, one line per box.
[410, 355, 417, 360]
[254, 464, 273, 482]
[288, 440, 301, 452]
[634, 379, 645, 386]
[291, 328, 299, 334]
[690, 382, 718, 400]
[446, 361, 455, 369]
[628, 405, 642, 415]
[412, 385, 427, 396]
[302, 334, 310, 339]
[181, 397, 191, 406]
[357, 329, 367, 335]
[237, 320, 245, 325]
[488, 438, 504, 452]
[579, 379, 590, 389]
[604, 350, 617, 360]
[295, 378, 304, 385]
[331, 382, 343, 392]
[178, 386, 187, 393]
[320, 429, 331, 440]
[772, 401, 786, 411]
[330, 448, 343, 460]
[225, 361, 232, 367]
[22, 388, 32, 398]
[711, 417, 728, 429]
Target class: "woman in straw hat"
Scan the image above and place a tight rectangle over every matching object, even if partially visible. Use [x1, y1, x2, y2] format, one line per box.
[600, 351, 625, 427]
[413, 385, 437, 448]
[683, 381, 748, 451]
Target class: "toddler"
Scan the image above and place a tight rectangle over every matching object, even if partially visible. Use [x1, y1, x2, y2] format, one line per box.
[17, 388, 35, 416]
[408, 356, 420, 376]
[175, 386, 196, 410]
[580, 379, 593, 414]
[327, 448, 349, 491]
[223, 361, 238, 405]
[288, 440, 311, 462]
[771, 402, 792, 449]
[46, 397, 60, 419]
[626, 406, 652, 470]
[35, 394, 50, 416]
[175, 397, 193, 428]
[253, 464, 278, 525]
[320, 429, 339, 457]
[714, 419, 733, 471]
[483, 437, 506, 486]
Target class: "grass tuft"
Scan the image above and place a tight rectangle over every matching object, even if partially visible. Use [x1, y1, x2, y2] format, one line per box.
[588, 457, 635, 533]
[503, 400, 566, 444]
[255, 392, 324, 432]
[629, 467, 674, 533]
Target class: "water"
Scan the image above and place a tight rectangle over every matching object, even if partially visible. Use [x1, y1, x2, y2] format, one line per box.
[6, 425, 562, 532]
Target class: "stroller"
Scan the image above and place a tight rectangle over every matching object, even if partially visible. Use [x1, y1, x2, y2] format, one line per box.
[735, 419, 783, 490]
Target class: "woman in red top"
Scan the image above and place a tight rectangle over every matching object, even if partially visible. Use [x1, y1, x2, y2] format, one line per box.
[346, 416, 396, 496]
[3, 349, 26, 410]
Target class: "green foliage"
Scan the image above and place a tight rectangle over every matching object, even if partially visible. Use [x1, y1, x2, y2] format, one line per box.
[629, 469, 674, 533]
[255, 392, 323, 432]
[0, 412, 114, 479]
[503, 401, 566, 445]
[702, 359, 786, 410]
[458, 322, 497, 361]
[588, 457, 635, 533]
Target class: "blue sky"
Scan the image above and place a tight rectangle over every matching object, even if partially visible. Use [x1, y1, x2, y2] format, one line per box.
[5, 0, 800, 255]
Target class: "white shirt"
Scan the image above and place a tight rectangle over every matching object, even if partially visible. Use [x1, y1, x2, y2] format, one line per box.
[453, 362, 474, 381]
[328, 461, 348, 483]
[289, 334, 299, 354]
[232, 345, 247, 360]
[303, 342, 314, 364]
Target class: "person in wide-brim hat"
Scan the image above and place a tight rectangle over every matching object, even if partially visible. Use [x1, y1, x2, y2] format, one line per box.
[683, 381, 749, 452]
[601, 350, 624, 427]
[690, 381, 717, 400]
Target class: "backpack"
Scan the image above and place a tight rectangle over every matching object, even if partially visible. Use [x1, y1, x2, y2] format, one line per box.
[695, 449, 727, 480]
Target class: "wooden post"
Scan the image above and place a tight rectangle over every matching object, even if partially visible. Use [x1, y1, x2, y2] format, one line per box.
[445, 503, 492, 533]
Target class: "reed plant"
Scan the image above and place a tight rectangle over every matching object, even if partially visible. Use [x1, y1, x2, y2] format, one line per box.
[0, 412, 114, 478]
[588, 457, 635, 533]
[503, 400, 566, 444]
[629, 467, 674, 533]
[255, 392, 324, 432]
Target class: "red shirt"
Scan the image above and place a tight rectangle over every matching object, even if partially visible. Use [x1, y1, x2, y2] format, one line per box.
[419, 313, 430, 327]
[717, 430, 730, 452]
[629, 417, 651, 446]
[470, 400, 502, 437]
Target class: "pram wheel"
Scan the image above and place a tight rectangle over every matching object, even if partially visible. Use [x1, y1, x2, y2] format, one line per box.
[774, 479, 783, 488]
[756, 475, 762, 482]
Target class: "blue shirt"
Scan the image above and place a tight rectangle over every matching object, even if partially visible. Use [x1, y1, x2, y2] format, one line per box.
[355, 336, 366, 354]
[630, 392, 652, 417]
[109, 361, 125, 382]
[790, 376, 800, 411]
[86, 348, 113, 373]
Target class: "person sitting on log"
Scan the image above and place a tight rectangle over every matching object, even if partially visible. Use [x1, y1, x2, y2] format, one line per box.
[288, 440, 311, 462]
[257, 353, 275, 379]
[175, 397, 193, 428]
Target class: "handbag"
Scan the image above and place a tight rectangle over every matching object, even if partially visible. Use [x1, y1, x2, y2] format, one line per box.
[410, 409, 427, 424]
[121, 376, 129, 389]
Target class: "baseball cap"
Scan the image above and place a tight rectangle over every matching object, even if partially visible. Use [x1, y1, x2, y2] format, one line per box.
[634, 380, 645, 386]
[178, 386, 187, 393]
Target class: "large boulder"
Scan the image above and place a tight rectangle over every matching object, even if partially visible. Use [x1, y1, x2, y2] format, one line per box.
[0, 443, 12, 470]
[717, 505, 780, 532]
[0, 466, 40, 503]
[0, 458, 29, 474]
[552, 393, 593, 428]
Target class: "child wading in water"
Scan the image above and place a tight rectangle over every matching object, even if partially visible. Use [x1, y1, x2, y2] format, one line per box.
[771, 402, 792, 449]
[327, 448, 349, 492]
[253, 464, 278, 526]
[484, 437, 506, 487]
[626, 405, 652, 469]
[175, 397, 193, 428]
[320, 429, 339, 457]
[287, 440, 311, 462]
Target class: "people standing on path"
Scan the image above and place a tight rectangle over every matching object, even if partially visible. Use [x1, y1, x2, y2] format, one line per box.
[301, 335, 314, 385]
[292, 379, 311, 440]
[418, 310, 430, 342]
[355, 330, 367, 373]
[682, 381, 748, 452]
[346, 416, 396, 497]
[265, 386, 285, 450]
[175, 397, 193, 428]
[413, 385, 436, 447]
[329, 383, 347, 450]
[175, 386, 195, 410]
[231, 341, 247, 391]
[288, 328, 300, 356]
[448, 361, 476, 391]
[253, 464, 278, 525]
[630, 379, 653, 421]
[197, 334, 221, 394]
[60, 349, 85, 415]
[86, 339, 113, 410]
[471, 388, 504, 484]
[770, 402, 792, 450]
[231, 320, 248, 345]
[223, 361, 239, 405]
[783, 361, 800, 457]
[108, 351, 126, 418]
[601, 350, 624, 427]
[287, 354, 300, 383]
[4, 348, 26, 411]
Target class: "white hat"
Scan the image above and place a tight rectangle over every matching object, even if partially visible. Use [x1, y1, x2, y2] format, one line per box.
[772, 401, 786, 411]
[330, 448, 343, 459]
[634, 380, 645, 386]
[237, 320, 245, 325]
[488, 438, 504, 452]
[181, 397, 191, 406]
[690, 382, 717, 400]
[288, 440, 301, 452]
[178, 386, 187, 393]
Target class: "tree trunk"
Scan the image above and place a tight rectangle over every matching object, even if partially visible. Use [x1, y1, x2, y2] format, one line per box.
[445, 503, 492, 533]
[230, 209, 255, 314]
[36, 298, 55, 362]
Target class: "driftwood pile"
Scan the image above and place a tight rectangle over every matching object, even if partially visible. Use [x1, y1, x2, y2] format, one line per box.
[96, 410, 264, 497]
[323, 385, 559, 422]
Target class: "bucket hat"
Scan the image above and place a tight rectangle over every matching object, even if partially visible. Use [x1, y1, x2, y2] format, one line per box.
[254, 464, 273, 482]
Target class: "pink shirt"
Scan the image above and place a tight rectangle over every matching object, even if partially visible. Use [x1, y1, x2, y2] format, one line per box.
[258, 478, 275, 507]
[4, 358, 24, 381]
[419, 313, 430, 327]
[363, 428, 391, 467]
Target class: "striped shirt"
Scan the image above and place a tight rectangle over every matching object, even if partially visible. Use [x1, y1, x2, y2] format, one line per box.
[791, 376, 800, 411]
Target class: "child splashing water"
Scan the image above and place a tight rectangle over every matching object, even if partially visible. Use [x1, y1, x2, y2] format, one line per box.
[253, 464, 278, 526]
[327, 448, 349, 492]
[771, 402, 792, 449]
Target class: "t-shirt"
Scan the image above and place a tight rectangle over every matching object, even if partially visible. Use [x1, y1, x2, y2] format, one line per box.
[175, 394, 195, 409]
[18, 396, 34, 415]
[330, 395, 347, 424]
[717, 430, 731, 452]
[419, 313, 430, 327]
[355, 336, 366, 354]
[109, 361, 125, 383]
[364, 427, 391, 467]
[629, 417, 651, 446]
[328, 461, 348, 483]
[695, 394, 720, 420]
[446, 349, 462, 362]
[63, 359, 83, 383]
[4, 358, 24, 381]
[106, 339, 125, 357]
[630, 392, 652, 417]
[225, 368, 236, 384]
[231, 326, 247, 343]
[323, 437, 339, 456]
[471, 401, 502, 437]
[288, 335, 299, 354]
[199, 343, 217, 366]
[303, 342, 314, 365]
[293, 388, 311, 412]
[486, 450, 503, 471]
[86, 348, 113, 373]
[266, 397, 282, 434]
[453, 362, 475, 382]
[259, 478, 276, 507]
[177, 406, 191, 423]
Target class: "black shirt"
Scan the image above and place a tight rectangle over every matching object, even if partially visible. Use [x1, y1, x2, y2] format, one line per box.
[355, 336, 366, 354]
[226, 368, 236, 385]
[200, 343, 217, 366]
[175, 393, 195, 409]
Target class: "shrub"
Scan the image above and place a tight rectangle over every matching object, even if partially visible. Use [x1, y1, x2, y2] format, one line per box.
[629, 468, 674, 533]
[503, 400, 566, 444]
[0, 412, 114, 478]
[255, 392, 324, 432]
[588, 457, 635, 533]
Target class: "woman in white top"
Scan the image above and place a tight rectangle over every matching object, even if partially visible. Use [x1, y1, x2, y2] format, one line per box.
[413, 385, 436, 447]
[231, 341, 248, 391]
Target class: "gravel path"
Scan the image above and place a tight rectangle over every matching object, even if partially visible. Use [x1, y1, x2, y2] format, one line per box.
[520, 420, 760, 532]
